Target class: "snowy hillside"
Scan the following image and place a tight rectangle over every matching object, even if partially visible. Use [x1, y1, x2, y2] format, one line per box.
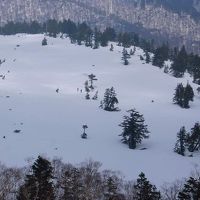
[0, 34, 199, 186]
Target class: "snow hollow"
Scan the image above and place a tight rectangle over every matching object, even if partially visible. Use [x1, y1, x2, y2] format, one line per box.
[0, 34, 199, 186]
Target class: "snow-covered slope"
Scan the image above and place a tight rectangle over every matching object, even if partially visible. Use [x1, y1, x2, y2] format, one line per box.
[0, 34, 199, 186]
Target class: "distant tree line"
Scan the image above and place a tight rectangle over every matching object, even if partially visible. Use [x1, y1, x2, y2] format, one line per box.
[1, 19, 200, 83]
[1, 155, 200, 200]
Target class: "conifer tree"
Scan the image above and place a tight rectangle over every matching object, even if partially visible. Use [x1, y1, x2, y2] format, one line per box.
[133, 172, 161, 200]
[121, 48, 130, 65]
[42, 37, 47, 46]
[171, 46, 188, 78]
[178, 177, 200, 199]
[100, 87, 119, 111]
[173, 83, 187, 108]
[185, 82, 194, 102]
[103, 177, 118, 200]
[187, 122, 200, 152]
[119, 109, 149, 149]
[145, 51, 151, 63]
[17, 156, 54, 200]
[174, 126, 187, 156]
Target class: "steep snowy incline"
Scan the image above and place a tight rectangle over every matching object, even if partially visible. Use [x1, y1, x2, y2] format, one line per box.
[0, 34, 199, 185]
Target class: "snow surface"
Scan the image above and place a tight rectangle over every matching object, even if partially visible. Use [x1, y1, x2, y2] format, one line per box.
[0, 34, 199, 186]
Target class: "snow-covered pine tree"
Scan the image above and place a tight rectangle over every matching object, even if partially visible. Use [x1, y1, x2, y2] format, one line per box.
[145, 51, 151, 63]
[133, 172, 161, 200]
[119, 109, 149, 149]
[121, 48, 130, 65]
[103, 177, 118, 200]
[17, 156, 54, 200]
[100, 87, 119, 111]
[185, 82, 194, 102]
[173, 83, 185, 108]
[187, 122, 200, 152]
[178, 177, 200, 199]
[174, 126, 187, 156]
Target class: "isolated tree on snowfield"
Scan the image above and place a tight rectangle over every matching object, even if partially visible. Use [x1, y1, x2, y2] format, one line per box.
[42, 37, 47, 46]
[119, 109, 149, 149]
[100, 87, 119, 111]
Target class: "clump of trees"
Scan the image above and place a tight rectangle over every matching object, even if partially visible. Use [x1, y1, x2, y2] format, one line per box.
[119, 109, 149, 149]
[173, 82, 194, 109]
[174, 123, 200, 156]
[2, 156, 200, 199]
[100, 87, 119, 111]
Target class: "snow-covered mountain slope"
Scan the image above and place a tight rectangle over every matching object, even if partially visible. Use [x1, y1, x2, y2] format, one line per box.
[1, 0, 200, 53]
[0, 34, 199, 186]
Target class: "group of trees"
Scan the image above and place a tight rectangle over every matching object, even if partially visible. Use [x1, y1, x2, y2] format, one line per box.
[1, 19, 200, 82]
[174, 122, 200, 156]
[1, 156, 200, 199]
[173, 83, 194, 109]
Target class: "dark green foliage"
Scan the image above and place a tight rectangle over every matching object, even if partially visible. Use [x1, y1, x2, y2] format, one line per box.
[171, 46, 188, 78]
[93, 28, 101, 49]
[100, 87, 119, 111]
[185, 82, 194, 102]
[174, 126, 187, 156]
[17, 156, 54, 200]
[187, 122, 200, 152]
[145, 51, 151, 63]
[173, 83, 194, 109]
[119, 109, 149, 149]
[178, 177, 200, 200]
[152, 44, 169, 68]
[46, 19, 58, 38]
[133, 172, 161, 200]
[42, 37, 47, 46]
[122, 48, 130, 65]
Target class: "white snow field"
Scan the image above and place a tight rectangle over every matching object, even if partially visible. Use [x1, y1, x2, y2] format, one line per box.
[0, 34, 199, 186]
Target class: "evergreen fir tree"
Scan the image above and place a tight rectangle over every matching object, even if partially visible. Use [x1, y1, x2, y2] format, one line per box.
[187, 122, 200, 152]
[104, 177, 118, 200]
[121, 48, 130, 65]
[92, 91, 98, 100]
[93, 28, 100, 49]
[42, 37, 47, 46]
[17, 156, 54, 200]
[185, 82, 194, 102]
[145, 51, 151, 63]
[174, 126, 187, 156]
[171, 46, 188, 78]
[173, 83, 185, 108]
[133, 172, 161, 200]
[178, 177, 200, 200]
[119, 109, 149, 149]
[100, 87, 119, 111]
[85, 92, 90, 100]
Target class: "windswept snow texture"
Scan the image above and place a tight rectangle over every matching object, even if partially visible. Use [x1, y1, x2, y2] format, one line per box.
[0, 34, 199, 185]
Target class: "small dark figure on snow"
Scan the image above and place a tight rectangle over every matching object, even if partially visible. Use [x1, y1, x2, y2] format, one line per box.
[56, 88, 59, 93]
